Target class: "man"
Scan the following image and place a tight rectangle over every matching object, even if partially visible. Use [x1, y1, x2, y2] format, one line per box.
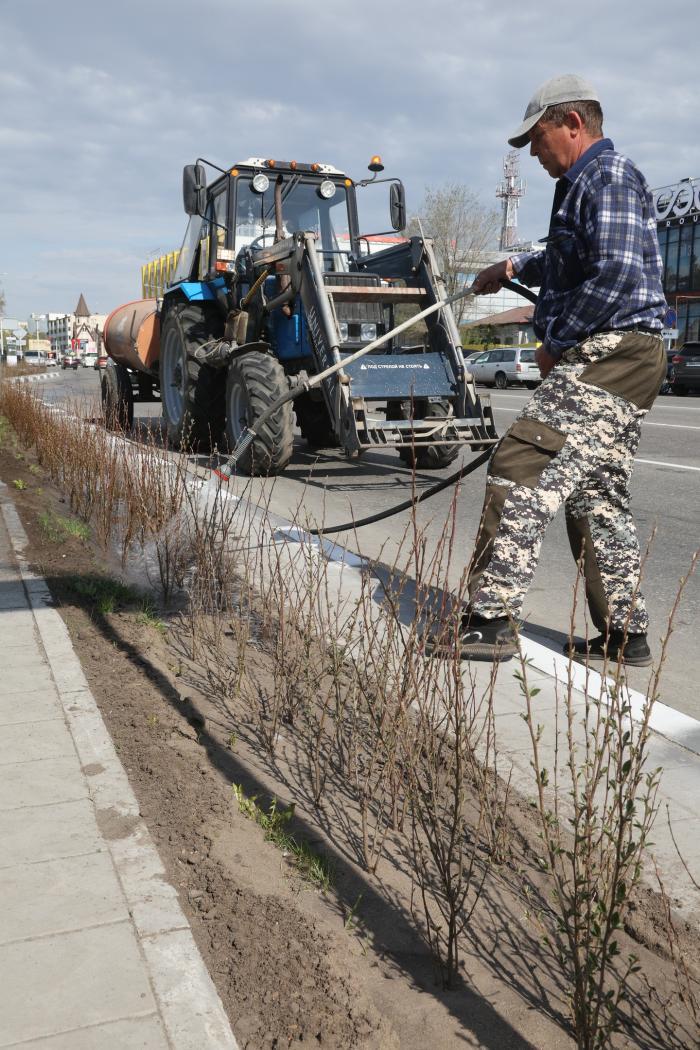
[428, 74, 667, 665]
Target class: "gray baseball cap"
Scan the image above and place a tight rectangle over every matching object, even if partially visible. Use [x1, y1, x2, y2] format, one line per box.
[508, 74, 600, 148]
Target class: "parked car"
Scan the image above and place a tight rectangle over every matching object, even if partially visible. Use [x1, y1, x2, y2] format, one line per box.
[659, 347, 677, 395]
[467, 346, 541, 389]
[23, 350, 47, 367]
[94, 355, 108, 370]
[669, 341, 700, 396]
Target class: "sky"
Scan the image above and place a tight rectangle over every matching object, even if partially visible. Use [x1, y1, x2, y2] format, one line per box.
[0, 0, 696, 322]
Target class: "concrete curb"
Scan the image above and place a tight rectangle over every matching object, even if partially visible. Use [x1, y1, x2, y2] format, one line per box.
[0, 482, 239, 1050]
[6, 371, 55, 383]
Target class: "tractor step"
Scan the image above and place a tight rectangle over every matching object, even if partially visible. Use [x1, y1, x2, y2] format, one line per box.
[352, 411, 498, 450]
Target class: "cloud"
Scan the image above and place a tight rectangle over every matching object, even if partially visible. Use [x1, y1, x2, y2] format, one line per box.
[0, 0, 696, 318]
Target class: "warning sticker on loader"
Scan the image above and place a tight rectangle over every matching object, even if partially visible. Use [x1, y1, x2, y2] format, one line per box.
[342, 353, 457, 399]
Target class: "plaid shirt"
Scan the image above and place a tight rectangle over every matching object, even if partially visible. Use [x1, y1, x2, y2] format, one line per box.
[512, 139, 666, 359]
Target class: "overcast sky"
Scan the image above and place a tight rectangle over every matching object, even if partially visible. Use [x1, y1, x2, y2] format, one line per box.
[0, 0, 696, 321]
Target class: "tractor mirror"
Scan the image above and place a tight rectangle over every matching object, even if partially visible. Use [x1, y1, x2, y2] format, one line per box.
[389, 181, 406, 231]
[183, 164, 206, 216]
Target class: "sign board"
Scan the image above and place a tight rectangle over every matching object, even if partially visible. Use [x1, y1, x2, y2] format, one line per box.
[12, 328, 26, 342]
[663, 328, 680, 339]
[653, 179, 700, 223]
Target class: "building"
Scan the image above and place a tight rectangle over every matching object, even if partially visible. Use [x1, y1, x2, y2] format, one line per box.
[47, 295, 107, 358]
[462, 304, 536, 346]
[654, 177, 700, 343]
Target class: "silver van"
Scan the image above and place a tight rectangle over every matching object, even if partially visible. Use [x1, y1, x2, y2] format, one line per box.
[467, 346, 541, 389]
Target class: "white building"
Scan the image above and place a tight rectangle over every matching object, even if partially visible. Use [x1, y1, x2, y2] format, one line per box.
[459, 243, 543, 326]
[47, 294, 107, 357]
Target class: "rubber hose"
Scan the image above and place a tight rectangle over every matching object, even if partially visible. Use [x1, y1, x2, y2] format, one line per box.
[307, 447, 491, 536]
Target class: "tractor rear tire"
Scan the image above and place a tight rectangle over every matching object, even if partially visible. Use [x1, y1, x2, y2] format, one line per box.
[390, 399, 460, 471]
[225, 351, 294, 476]
[294, 392, 339, 449]
[160, 303, 225, 450]
[101, 362, 134, 430]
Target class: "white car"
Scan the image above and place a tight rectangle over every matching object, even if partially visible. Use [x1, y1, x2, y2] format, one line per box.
[467, 346, 541, 389]
[82, 353, 98, 368]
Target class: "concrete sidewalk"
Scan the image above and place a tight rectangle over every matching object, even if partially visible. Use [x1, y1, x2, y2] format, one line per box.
[0, 481, 239, 1050]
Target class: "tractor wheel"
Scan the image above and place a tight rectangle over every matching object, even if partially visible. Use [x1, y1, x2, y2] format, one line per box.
[494, 371, 508, 389]
[225, 351, 294, 476]
[101, 362, 134, 430]
[294, 392, 339, 449]
[390, 399, 460, 471]
[160, 303, 225, 450]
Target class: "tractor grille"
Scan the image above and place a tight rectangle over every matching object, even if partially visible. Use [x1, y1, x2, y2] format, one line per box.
[323, 273, 383, 324]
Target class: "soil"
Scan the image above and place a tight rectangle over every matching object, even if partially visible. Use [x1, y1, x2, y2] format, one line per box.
[1, 433, 699, 1050]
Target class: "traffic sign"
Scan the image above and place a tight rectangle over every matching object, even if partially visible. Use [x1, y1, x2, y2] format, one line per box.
[12, 328, 26, 343]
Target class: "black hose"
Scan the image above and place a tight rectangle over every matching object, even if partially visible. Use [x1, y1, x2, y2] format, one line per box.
[307, 447, 491, 536]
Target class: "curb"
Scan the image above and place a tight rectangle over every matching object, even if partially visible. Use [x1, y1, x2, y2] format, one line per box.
[0, 481, 240, 1050]
[5, 371, 55, 383]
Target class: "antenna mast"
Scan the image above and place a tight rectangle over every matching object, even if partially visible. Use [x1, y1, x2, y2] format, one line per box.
[496, 150, 526, 250]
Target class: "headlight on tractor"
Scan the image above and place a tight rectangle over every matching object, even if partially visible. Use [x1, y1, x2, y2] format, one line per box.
[360, 323, 377, 342]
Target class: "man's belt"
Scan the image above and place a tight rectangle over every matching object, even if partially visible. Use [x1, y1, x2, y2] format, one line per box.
[597, 326, 662, 336]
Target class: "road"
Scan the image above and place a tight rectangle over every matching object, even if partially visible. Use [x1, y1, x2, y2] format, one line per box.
[45, 366, 700, 720]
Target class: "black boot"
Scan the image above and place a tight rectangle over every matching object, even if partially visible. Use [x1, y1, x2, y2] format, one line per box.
[564, 630, 652, 668]
[422, 611, 517, 662]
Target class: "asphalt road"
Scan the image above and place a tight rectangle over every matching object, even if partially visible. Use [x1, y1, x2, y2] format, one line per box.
[44, 366, 700, 720]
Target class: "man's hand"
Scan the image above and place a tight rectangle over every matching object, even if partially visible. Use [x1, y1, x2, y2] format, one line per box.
[471, 258, 515, 295]
[535, 345, 556, 379]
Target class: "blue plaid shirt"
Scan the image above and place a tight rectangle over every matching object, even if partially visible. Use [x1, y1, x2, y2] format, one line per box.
[512, 138, 666, 359]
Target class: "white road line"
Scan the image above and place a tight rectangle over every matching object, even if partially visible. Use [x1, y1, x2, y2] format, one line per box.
[490, 406, 700, 470]
[492, 404, 700, 430]
[642, 421, 700, 431]
[636, 458, 700, 472]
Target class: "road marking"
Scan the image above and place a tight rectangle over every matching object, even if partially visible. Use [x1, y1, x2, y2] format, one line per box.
[492, 404, 700, 433]
[636, 458, 700, 472]
[490, 407, 700, 470]
[491, 391, 700, 415]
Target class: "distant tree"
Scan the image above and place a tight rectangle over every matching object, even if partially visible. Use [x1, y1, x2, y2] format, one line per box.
[0, 286, 5, 354]
[409, 183, 500, 326]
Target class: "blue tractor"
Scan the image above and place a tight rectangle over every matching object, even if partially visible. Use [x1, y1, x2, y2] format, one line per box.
[103, 155, 497, 475]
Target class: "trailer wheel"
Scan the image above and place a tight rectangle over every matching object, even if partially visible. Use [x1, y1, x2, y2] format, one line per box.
[225, 351, 294, 476]
[294, 392, 339, 449]
[160, 304, 225, 450]
[101, 362, 134, 430]
[390, 399, 460, 471]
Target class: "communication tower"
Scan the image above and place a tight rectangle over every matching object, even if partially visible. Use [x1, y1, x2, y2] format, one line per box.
[496, 151, 526, 251]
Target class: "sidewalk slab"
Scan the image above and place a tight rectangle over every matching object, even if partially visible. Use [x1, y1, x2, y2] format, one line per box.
[0, 851, 128, 945]
[2, 755, 90, 810]
[0, 922, 159, 1046]
[10, 1016, 170, 1050]
[0, 798, 105, 869]
[0, 481, 239, 1049]
[0, 686, 62, 724]
[0, 717, 75, 765]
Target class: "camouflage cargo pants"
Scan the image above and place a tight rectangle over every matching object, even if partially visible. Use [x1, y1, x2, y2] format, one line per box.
[468, 331, 667, 633]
